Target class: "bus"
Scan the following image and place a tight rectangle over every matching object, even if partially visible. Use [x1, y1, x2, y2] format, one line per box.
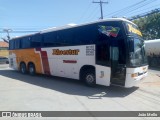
[9, 18, 148, 88]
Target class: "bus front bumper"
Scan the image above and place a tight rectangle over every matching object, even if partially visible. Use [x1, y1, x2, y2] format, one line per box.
[124, 65, 148, 88]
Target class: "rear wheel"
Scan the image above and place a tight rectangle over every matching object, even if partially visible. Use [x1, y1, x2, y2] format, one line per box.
[28, 63, 36, 76]
[83, 69, 96, 87]
[20, 63, 27, 74]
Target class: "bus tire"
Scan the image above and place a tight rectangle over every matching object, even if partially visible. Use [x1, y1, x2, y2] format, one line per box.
[20, 63, 27, 74]
[28, 63, 36, 76]
[83, 69, 96, 87]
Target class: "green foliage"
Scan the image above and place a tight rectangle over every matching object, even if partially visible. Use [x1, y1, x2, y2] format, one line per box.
[133, 12, 160, 40]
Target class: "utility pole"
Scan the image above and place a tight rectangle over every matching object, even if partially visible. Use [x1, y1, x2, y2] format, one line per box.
[93, 0, 108, 19]
[3, 29, 12, 40]
[1, 29, 12, 43]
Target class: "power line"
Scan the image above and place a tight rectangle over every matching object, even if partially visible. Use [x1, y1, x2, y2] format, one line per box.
[83, 5, 99, 21]
[103, 0, 156, 18]
[128, 4, 160, 16]
[93, 0, 108, 19]
[0, 31, 39, 33]
[78, 2, 92, 23]
[129, 8, 160, 20]
[117, 0, 157, 17]
[0, 26, 52, 31]
[103, 0, 147, 17]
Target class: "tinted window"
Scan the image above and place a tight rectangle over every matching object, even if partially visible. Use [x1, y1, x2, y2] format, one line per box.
[43, 32, 57, 47]
[73, 24, 98, 45]
[57, 29, 74, 46]
[96, 39, 110, 66]
[30, 34, 42, 48]
[43, 29, 74, 47]
[21, 37, 30, 48]
[14, 39, 21, 49]
[96, 21, 126, 66]
[9, 40, 15, 50]
[42, 24, 99, 47]
[118, 38, 126, 64]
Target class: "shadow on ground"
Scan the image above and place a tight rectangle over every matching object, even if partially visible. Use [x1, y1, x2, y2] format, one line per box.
[0, 69, 138, 98]
[149, 66, 160, 71]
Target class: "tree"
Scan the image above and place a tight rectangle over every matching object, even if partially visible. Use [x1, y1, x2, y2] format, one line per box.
[133, 12, 160, 40]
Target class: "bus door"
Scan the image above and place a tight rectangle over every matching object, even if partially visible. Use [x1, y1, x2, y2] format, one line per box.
[110, 38, 126, 86]
[96, 39, 111, 86]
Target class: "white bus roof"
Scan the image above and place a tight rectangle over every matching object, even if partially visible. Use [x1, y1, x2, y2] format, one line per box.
[11, 18, 135, 39]
[41, 18, 136, 33]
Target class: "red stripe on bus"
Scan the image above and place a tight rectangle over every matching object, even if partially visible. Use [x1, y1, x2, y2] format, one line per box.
[63, 60, 77, 63]
[36, 48, 51, 75]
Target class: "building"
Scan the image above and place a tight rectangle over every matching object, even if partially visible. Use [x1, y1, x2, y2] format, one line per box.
[0, 41, 9, 57]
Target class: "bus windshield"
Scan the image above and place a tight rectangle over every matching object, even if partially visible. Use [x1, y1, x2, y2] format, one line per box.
[125, 22, 147, 67]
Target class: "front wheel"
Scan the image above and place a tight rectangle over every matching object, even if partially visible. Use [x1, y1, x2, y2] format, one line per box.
[28, 63, 36, 76]
[83, 69, 96, 87]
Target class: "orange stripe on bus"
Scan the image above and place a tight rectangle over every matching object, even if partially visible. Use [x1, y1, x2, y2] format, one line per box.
[10, 49, 43, 74]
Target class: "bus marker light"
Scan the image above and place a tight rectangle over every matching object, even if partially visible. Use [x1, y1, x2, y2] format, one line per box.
[131, 73, 138, 78]
[142, 67, 146, 71]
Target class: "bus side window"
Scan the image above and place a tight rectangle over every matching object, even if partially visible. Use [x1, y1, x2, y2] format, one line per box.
[21, 37, 30, 49]
[59, 29, 74, 46]
[43, 32, 57, 47]
[9, 40, 15, 50]
[30, 34, 42, 48]
[56, 30, 73, 46]
[14, 39, 21, 49]
[73, 25, 97, 45]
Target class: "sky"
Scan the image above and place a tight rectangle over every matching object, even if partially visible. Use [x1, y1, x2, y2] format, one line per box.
[0, 0, 160, 40]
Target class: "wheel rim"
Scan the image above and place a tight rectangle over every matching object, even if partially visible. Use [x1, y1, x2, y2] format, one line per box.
[21, 67, 24, 73]
[29, 66, 34, 73]
[86, 74, 94, 84]
[21, 65, 25, 73]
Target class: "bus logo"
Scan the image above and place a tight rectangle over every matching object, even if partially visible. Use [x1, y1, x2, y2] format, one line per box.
[127, 24, 142, 36]
[98, 25, 120, 37]
[52, 49, 79, 55]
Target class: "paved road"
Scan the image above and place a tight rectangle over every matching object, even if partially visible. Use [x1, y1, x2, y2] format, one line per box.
[0, 64, 9, 69]
[0, 64, 160, 120]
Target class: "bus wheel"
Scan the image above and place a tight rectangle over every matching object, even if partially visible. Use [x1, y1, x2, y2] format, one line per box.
[84, 69, 96, 87]
[28, 63, 36, 76]
[20, 63, 27, 74]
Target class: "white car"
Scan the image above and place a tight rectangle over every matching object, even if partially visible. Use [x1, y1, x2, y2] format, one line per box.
[0, 56, 9, 64]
